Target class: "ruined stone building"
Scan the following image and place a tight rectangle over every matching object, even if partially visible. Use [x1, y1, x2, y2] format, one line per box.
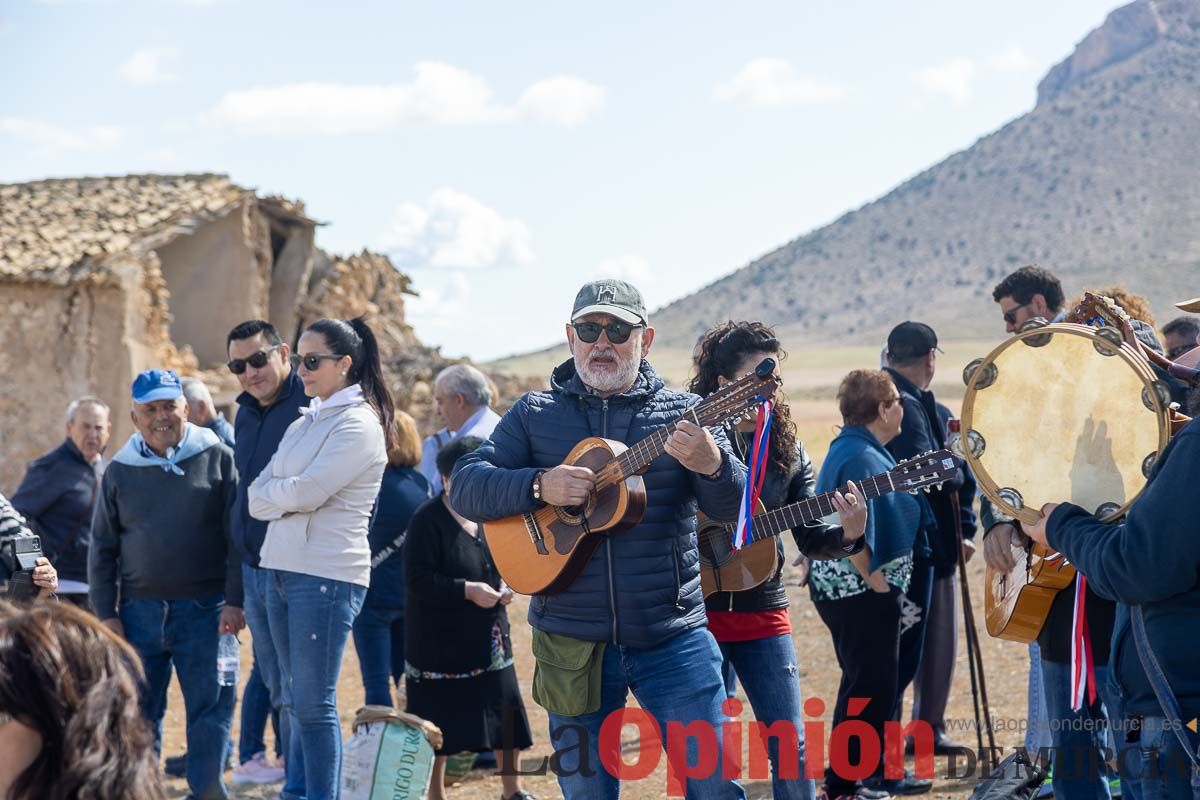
[0, 173, 425, 493]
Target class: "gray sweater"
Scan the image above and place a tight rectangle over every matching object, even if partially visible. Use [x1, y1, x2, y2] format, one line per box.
[88, 445, 242, 620]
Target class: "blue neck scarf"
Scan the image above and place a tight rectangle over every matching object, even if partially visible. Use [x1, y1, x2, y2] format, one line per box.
[112, 423, 220, 476]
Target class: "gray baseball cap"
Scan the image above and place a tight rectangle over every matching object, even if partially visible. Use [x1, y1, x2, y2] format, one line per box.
[571, 279, 647, 325]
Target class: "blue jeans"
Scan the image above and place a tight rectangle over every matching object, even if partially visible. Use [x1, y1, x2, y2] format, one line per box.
[239, 660, 282, 762]
[1027, 642, 1053, 753]
[266, 569, 366, 800]
[720, 635, 816, 800]
[351, 602, 405, 707]
[1041, 659, 1121, 800]
[547, 626, 745, 800]
[120, 595, 233, 800]
[242, 564, 291, 766]
[1121, 717, 1200, 800]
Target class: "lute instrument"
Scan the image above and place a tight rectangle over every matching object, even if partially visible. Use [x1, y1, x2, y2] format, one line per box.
[697, 449, 962, 598]
[485, 358, 781, 595]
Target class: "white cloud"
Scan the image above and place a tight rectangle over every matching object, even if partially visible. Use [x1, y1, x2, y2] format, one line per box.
[591, 255, 652, 285]
[405, 269, 473, 320]
[989, 45, 1036, 74]
[119, 46, 179, 86]
[207, 62, 603, 136]
[915, 58, 976, 105]
[516, 77, 605, 126]
[590, 255, 664, 308]
[378, 188, 534, 270]
[0, 118, 122, 152]
[714, 58, 845, 107]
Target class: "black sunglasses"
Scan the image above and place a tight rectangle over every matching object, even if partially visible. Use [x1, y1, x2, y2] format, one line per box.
[571, 321, 642, 345]
[290, 353, 346, 372]
[1002, 302, 1033, 325]
[226, 345, 281, 375]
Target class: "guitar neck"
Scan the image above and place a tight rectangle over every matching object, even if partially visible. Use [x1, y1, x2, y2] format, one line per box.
[609, 419, 687, 480]
[739, 469, 900, 544]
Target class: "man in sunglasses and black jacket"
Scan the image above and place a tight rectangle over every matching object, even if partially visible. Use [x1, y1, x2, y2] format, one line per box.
[452, 279, 750, 799]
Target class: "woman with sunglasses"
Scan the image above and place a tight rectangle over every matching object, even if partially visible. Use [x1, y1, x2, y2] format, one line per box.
[249, 316, 392, 800]
[689, 321, 868, 800]
[810, 370, 928, 800]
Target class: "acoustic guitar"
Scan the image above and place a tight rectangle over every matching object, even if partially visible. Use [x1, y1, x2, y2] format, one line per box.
[485, 359, 781, 595]
[698, 449, 962, 598]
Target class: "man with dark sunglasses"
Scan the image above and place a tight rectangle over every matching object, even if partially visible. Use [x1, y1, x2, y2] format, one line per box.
[987, 265, 1125, 800]
[223, 320, 308, 786]
[1162, 316, 1199, 363]
[451, 279, 750, 799]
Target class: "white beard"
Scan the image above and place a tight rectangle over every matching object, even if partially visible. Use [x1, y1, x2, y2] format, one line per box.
[576, 346, 641, 394]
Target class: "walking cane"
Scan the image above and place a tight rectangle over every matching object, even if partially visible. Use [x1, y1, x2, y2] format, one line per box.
[951, 489, 997, 761]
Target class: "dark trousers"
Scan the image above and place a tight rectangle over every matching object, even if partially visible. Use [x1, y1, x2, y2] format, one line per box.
[912, 572, 957, 730]
[815, 587, 902, 797]
[896, 561, 935, 718]
[351, 603, 405, 708]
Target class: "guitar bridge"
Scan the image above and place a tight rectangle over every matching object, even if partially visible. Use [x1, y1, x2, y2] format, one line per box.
[523, 512, 549, 555]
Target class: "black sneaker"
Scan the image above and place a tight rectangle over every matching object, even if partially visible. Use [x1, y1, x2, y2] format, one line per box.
[163, 753, 187, 779]
[864, 770, 933, 796]
[818, 785, 891, 800]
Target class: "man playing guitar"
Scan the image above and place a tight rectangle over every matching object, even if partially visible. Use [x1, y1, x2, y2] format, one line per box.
[451, 280, 761, 799]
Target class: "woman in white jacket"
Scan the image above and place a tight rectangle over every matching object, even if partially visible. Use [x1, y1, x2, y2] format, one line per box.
[248, 317, 392, 800]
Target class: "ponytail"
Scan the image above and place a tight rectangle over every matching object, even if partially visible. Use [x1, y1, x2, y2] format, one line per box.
[305, 316, 396, 452]
[346, 317, 395, 451]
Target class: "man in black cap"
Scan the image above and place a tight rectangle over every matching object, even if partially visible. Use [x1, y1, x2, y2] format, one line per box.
[450, 279, 750, 799]
[882, 322, 977, 776]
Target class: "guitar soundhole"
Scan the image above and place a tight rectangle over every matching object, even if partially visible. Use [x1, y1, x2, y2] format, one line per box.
[698, 528, 732, 567]
[554, 495, 597, 526]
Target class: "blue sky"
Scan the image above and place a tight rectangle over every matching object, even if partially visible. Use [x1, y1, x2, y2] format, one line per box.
[0, 0, 1117, 360]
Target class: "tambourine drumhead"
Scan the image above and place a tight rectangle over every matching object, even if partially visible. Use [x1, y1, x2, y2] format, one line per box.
[961, 323, 1170, 525]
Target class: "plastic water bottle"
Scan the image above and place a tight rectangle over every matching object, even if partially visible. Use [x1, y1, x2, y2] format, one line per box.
[217, 633, 240, 687]
[947, 418, 963, 458]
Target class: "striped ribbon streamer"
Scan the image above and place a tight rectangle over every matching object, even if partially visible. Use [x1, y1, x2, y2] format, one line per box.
[732, 399, 774, 550]
[1070, 573, 1098, 711]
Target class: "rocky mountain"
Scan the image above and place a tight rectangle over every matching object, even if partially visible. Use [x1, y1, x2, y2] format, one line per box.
[651, 0, 1200, 349]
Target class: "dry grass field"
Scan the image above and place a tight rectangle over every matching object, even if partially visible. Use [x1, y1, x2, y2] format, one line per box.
[163, 337, 1038, 799]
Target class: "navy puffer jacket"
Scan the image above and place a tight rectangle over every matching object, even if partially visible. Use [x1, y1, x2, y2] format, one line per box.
[450, 359, 748, 649]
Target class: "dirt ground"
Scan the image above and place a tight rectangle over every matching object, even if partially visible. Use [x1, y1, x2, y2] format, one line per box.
[162, 344, 1029, 798]
[162, 548, 1031, 800]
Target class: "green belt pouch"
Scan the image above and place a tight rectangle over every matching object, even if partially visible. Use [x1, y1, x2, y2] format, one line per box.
[531, 629, 607, 717]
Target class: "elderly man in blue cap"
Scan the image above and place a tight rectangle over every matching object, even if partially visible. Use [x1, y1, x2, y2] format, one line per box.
[89, 369, 243, 800]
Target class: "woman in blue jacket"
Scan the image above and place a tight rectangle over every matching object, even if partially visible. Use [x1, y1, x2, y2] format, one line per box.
[810, 369, 926, 800]
[353, 410, 431, 707]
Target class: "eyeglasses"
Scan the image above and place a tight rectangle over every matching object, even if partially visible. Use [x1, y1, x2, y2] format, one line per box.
[1167, 343, 1196, 361]
[570, 321, 642, 345]
[1002, 302, 1034, 325]
[226, 345, 281, 375]
[290, 353, 345, 372]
